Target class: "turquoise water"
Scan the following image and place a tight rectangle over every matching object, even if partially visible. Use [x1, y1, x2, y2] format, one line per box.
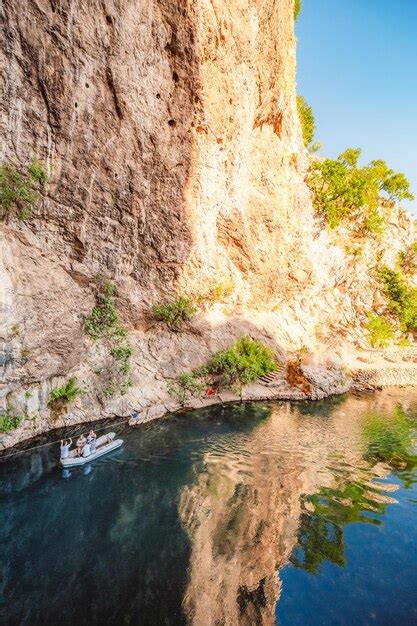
[1, 393, 417, 625]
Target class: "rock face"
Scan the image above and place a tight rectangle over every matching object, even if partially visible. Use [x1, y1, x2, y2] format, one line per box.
[0, 0, 415, 448]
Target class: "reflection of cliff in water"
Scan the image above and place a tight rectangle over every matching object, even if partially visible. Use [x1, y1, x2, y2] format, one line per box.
[179, 392, 417, 626]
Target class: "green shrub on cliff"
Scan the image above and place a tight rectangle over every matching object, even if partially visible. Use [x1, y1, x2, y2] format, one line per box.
[398, 241, 417, 274]
[0, 413, 23, 434]
[0, 158, 48, 221]
[380, 267, 417, 332]
[49, 376, 82, 406]
[307, 149, 413, 231]
[205, 336, 277, 392]
[85, 280, 124, 339]
[167, 336, 277, 401]
[294, 0, 302, 21]
[167, 373, 206, 404]
[297, 95, 315, 148]
[152, 297, 196, 330]
[85, 278, 133, 397]
[365, 314, 393, 348]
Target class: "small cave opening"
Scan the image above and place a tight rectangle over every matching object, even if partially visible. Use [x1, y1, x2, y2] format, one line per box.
[168, 119, 176, 127]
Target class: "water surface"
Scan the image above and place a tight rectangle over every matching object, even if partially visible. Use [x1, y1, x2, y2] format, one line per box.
[1, 391, 417, 625]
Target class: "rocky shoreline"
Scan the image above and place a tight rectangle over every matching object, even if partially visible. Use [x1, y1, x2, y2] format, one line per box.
[2, 349, 416, 452]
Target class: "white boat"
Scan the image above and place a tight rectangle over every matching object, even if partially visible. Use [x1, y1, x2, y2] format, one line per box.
[60, 432, 123, 468]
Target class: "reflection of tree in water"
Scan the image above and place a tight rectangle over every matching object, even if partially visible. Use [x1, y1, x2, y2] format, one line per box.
[363, 405, 417, 488]
[291, 404, 416, 575]
[291, 481, 388, 574]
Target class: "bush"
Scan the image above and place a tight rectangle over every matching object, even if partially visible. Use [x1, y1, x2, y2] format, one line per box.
[202, 281, 235, 305]
[85, 278, 133, 397]
[85, 280, 123, 339]
[152, 297, 196, 330]
[307, 148, 413, 231]
[0, 413, 23, 434]
[294, 0, 302, 21]
[297, 95, 315, 148]
[49, 376, 81, 405]
[398, 242, 417, 274]
[397, 337, 411, 348]
[365, 314, 393, 348]
[380, 267, 417, 332]
[167, 372, 205, 404]
[110, 342, 133, 375]
[206, 336, 277, 391]
[0, 158, 48, 221]
[363, 206, 385, 235]
[167, 337, 277, 401]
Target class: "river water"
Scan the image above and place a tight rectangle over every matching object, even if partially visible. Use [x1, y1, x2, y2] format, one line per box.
[1, 391, 417, 626]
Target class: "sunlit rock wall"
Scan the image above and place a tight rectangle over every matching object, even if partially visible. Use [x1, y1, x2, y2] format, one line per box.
[0, 0, 415, 447]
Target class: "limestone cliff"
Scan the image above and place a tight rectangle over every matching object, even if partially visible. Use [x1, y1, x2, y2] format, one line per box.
[0, 0, 415, 448]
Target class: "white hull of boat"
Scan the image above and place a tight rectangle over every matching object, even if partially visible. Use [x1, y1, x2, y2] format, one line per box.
[60, 433, 123, 467]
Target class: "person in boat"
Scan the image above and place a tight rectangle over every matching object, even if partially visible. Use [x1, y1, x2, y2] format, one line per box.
[87, 430, 97, 444]
[90, 435, 97, 454]
[60, 438, 72, 460]
[76, 434, 87, 454]
[81, 441, 91, 458]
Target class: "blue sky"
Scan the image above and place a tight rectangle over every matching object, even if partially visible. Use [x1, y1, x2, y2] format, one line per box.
[296, 0, 417, 215]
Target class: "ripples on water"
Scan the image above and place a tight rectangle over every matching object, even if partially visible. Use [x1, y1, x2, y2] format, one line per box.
[1, 392, 417, 625]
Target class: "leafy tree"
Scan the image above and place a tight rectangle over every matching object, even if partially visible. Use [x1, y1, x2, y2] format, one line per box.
[382, 171, 414, 202]
[365, 314, 393, 348]
[297, 95, 315, 148]
[380, 267, 417, 332]
[206, 336, 277, 392]
[307, 148, 414, 230]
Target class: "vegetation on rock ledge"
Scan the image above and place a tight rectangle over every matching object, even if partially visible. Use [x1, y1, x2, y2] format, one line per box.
[49, 376, 82, 406]
[0, 158, 48, 221]
[85, 279, 133, 398]
[380, 267, 417, 333]
[168, 337, 277, 403]
[297, 95, 319, 151]
[0, 413, 23, 434]
[307, 148, 413, 231]
[151, 297, 196, 331]
[365, 314, 393, 348]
